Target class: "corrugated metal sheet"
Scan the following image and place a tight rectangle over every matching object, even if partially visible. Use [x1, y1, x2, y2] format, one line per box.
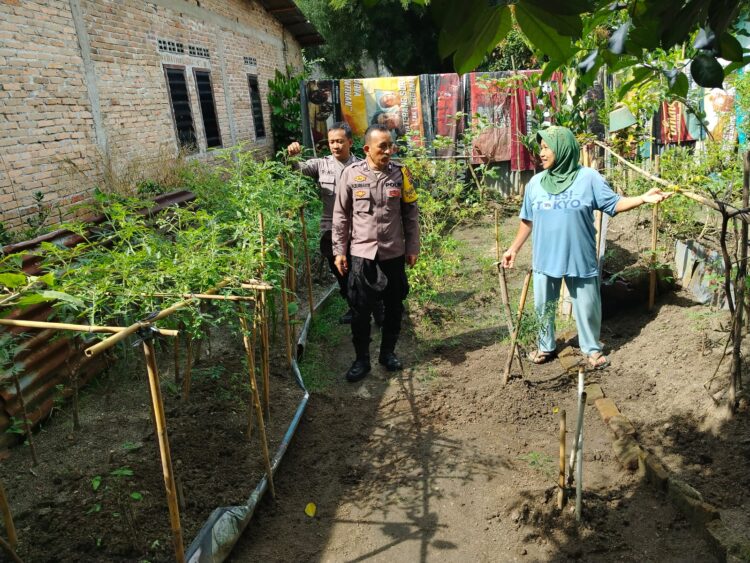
[258, 0, 324, 47]
[0, 190, 196, 451]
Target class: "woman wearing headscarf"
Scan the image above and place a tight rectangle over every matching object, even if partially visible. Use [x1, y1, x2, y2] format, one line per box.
[501, 126, 671, 369]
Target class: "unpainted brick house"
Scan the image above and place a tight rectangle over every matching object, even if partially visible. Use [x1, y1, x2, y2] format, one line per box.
[0, 0, 322, 231]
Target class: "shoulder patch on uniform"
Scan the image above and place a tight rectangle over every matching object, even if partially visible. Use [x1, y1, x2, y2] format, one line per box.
[354, 174, 367, 182]
[402, 167, 418, 203]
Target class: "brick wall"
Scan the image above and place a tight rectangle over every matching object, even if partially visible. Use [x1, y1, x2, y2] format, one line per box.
[0, 0, 305, 232]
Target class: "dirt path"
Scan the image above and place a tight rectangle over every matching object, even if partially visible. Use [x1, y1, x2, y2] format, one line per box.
[230, 215, 748, 562]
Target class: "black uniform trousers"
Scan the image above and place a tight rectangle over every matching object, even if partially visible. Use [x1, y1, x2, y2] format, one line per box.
[320, 230, 348, 298]
[347, 254, 408, 358]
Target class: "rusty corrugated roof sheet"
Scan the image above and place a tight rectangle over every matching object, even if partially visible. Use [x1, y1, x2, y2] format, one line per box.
[0, 190, 196, 451]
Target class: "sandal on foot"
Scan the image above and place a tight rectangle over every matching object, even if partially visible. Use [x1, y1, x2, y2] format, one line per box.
[528, 350, 557, 364]
[587, 353, 610, 370]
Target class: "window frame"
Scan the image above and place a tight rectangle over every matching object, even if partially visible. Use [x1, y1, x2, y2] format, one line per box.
[247, 74, 266, 140]
[163, 64, 198, 153]
[192, 67, 223, 149]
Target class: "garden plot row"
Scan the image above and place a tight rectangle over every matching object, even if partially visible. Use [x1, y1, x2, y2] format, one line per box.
[0, 150, 325, 562]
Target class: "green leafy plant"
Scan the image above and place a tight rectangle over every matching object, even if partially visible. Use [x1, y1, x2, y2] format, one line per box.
[518, 451, 556, 481]
[268, 66, 305, 154]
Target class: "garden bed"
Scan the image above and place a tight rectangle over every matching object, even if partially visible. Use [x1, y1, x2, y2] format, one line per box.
[229, 214, 749, 562]
[1, 322, 303, 562]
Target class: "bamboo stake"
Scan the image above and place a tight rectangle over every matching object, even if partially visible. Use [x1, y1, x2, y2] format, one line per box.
[142, 339, 184, 563]
[498, 266, 524, 375]
[258, 213, 271, 422]
[568, 368, 585, 485]
[173, 323, 181, 385]
[503, 269, 532, 384]
[300, 207, 315, 322]
[731, 152, 750, 407]
[575, 391, 586, 522]
[558, 409, 566, 510]
[140, 293, 256, 302]
[0, 318, 177, 336]
[279, 237, 294, 369]
[239, 309, 276, 498]
[84, 280, 230, 358]
[10, 370, 37, 466]
[240, 282, 273, 291]
[260, 291, 271, 422]
[0, 481, 17, 549]
[594, 141, 750, 223]
[495, 209, 501, 263]
[183, 334, 193, 402]
[0, 536, 22, 563]
[649, 203, 659, 310]
[239, 309, 257, 438]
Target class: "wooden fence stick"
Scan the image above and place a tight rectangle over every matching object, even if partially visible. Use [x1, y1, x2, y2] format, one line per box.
[173, 322, 182, 385]
[558, 409, 566, 510]
[239, 311, 257, 439]
[260, 291, 271, 423]
[10, 370, 37, 466]
[0, 318, 177, 336]
[0, 480, 17, 549]
[649, 203, 659, 310]
[257, 213, 271, 422]
[0, 535, 22, 563]
[182, 334, 193, 402]
[279, 237, 294, 369]
[239, 308, 276, 498]
[142, 340, 184, 563]
[498, 266, 525, 375]
[494, 209, 501, 264]
[300, 208, 315, 322]
[503, 269, 532, 384]
[731, 151, 750, 407]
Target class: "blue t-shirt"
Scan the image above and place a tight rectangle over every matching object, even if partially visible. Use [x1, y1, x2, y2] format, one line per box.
[519, 167, 621, 278]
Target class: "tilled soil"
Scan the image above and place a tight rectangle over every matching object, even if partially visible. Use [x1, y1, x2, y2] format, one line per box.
[1, 325, 303, 562]
[230, 214, 748, 562]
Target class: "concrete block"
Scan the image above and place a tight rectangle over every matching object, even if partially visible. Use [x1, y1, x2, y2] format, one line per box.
[638, 452, 669, 491]
[595, 397, 621, 423]
[667, 478, 720, 526]
[612, 435, 643, 471]
[585, 383, 604, 405]
[607, 414, 637, 438]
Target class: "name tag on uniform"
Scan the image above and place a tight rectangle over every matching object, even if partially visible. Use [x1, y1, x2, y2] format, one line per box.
[387, 189, 401, 198]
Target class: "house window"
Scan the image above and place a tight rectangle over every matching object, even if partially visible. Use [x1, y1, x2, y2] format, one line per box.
[247, 75, 266, 139]
[164, 66, 196, 150]
[193, 70, 222, 148]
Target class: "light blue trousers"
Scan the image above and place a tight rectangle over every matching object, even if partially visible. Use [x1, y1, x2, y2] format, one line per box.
[533, 272, 602, 356]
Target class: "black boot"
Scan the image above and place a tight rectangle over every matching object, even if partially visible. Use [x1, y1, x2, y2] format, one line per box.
[346, 355, 371, 382]
[346, 340, 371, 382]
[378, 332, 402, 371]
[378, 351, 402, 371]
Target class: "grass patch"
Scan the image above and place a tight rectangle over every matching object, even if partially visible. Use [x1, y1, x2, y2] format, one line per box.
[298, 296, 349, 391]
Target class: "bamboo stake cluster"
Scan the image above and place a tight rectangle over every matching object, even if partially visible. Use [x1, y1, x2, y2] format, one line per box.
[503, 269, 532, 384]
[494, 210, 525, 375]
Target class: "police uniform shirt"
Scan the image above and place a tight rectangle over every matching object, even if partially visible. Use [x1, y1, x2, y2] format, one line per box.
[296, 154, 360, 231]
[332, 159, 420, 261]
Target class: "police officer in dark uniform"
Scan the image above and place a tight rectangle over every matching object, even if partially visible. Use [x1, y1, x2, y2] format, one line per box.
[332, 124, 420, 382]
[287, 122, 360, 322]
